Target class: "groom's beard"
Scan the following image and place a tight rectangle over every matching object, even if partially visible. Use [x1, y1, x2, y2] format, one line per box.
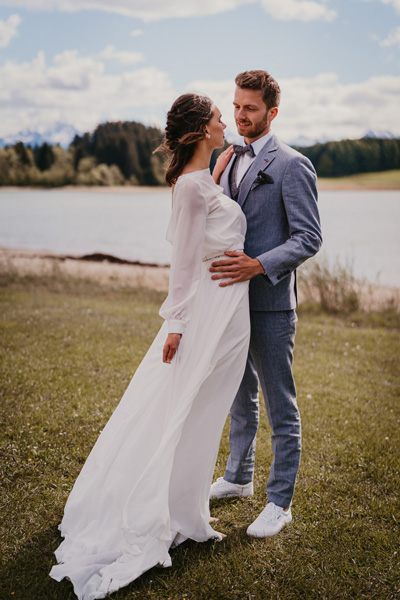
[237, 111, 269, 140]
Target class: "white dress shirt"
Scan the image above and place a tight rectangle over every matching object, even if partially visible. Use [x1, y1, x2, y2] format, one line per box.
[235, 130, 273, 186]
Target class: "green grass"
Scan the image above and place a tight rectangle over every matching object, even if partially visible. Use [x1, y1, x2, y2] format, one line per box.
[1, 273, 399, 600]
[318, 169, 400, 189]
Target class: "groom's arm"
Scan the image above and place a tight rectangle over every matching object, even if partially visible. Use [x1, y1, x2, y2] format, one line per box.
[256, 154, 322, 286]
[210, 154, 322, 287]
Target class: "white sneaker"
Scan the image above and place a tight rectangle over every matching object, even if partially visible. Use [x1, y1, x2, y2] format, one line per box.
[209, 477, 253, 500]
[246, 502, 292, 538]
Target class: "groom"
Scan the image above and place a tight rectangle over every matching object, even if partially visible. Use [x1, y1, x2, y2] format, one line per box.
[210, 70, 322, 537]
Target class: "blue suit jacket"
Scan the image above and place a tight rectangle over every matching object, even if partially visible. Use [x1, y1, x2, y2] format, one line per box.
[220, 134, 322, 311]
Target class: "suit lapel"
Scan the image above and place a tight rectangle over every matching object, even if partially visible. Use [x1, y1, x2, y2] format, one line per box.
[237, 134, 279, 208]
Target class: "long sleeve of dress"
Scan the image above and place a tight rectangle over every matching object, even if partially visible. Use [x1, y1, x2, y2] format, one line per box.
[159, 177, 208, 335]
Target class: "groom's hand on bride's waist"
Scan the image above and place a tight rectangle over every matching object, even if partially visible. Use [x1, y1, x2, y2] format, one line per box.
[210, 251, 264, 287]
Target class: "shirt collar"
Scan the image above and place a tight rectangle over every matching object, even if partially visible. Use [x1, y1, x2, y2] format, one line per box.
[247, 131, 273, 156]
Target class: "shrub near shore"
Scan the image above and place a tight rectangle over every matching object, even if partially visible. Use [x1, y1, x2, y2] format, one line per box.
[0, 269, 399, 600]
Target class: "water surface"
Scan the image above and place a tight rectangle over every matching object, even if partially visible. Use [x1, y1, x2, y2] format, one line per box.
[0, 188, 398, 286]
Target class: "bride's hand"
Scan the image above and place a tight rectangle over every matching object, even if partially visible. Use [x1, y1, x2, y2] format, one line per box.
[163, 333, 182, 364]
[212, 145, 234, 184]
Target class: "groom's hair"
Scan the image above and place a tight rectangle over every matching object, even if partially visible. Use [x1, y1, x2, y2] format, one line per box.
[235, 70, 280, 110]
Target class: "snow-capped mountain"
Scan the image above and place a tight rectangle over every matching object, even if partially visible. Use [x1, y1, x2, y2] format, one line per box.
[1, 124, 398, 150]
[362, 130, 399, 140]
[287, 130, 399, 148]
[0, 123, 82, 148]
[286, 135, 332, 148]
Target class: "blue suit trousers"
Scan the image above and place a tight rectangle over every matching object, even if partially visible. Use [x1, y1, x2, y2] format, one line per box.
[224, 309, 301, 508]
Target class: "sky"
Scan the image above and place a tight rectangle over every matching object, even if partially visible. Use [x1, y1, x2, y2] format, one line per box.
[0, 0, 399, 145]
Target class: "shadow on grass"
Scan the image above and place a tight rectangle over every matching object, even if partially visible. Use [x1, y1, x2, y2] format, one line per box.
[0, 515, 257, 600]
[0, 525, 75, 600]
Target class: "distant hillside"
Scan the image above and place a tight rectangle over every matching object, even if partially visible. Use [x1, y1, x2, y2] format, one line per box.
[0, 121, 165, 187]
[0, 121, 399, 187]
[286, 130, 398, 148]
[294, 137, 400, 177]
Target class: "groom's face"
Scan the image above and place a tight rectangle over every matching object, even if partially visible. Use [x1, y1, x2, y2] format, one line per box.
[233, 87, 277, 142]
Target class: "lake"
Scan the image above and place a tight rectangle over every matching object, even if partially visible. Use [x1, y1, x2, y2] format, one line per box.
[0, 188, 399, 287]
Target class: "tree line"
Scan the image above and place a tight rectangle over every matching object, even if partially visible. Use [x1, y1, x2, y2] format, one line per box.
[0, 122, 165, 187]
[0, 121, 399, 187]
[295, 137, 400, 177]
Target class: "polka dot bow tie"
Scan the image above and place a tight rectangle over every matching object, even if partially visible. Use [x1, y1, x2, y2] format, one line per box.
[233, 144, 255, 158]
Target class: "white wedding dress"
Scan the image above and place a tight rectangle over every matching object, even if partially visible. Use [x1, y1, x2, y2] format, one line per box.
[50, 169, 250, 599]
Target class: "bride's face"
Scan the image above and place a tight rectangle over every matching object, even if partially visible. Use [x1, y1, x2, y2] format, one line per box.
[206, 107, 226, 149]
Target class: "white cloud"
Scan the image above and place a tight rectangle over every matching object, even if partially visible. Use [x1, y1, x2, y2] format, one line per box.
[359, 0, 400, 14]
[0, 49, 175, 138]
[2, 47, 399, 143]
[47, 49, 104, 89]
[0, 0, 336, 22]
[260, 0, 336, 22]
[0, 0, 249, 20]
[98, 44, 144, 65]
[380, 25, 400, 46]
[381, 0, 400, 13]
[186, 73, 400, 142]
[131, 29, 143, 37]
[0, 13, 21, 48]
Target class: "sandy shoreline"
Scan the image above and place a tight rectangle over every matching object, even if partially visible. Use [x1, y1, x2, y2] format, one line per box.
[1, 247, 399, 310]
[0, 247, 171, 292]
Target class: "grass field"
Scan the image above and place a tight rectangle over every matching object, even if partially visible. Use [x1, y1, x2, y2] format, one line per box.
[0, 273, 399, 600]
[318, 169, 400, 189]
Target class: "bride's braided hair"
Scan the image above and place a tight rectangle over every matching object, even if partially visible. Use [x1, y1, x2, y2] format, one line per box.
[156, 93, 214, 186]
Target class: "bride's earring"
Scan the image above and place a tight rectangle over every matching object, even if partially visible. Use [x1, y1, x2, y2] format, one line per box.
[206, 133, 211, 139]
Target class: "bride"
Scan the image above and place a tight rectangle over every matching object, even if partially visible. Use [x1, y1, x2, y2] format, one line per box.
[50, 93, 250, 599]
